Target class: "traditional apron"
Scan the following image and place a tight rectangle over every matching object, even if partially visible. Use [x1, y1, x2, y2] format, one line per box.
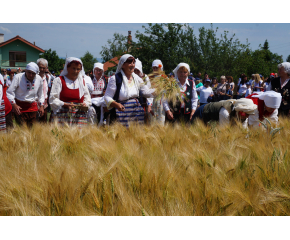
[51, 76, 87, 128]
[116, 98, 144, 127]
[0, 81, 7, 132]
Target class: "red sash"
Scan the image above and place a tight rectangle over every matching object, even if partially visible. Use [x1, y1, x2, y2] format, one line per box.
[59, 76, 84, 103]
[0, 81, 12, 115]
[15, 99, 38, 112]
[246, 93, 274, 121]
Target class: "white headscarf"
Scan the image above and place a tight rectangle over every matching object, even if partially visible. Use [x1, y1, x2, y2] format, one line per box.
[60, 57, 85, 99]
[135, 58, 143, 75]
[278, 62, 290, 75]
[26, 62, 39, 74]
[258, 91, 282, 109]
[152, 59, 163, 71]
[222, 98, 257, 115]
[116, 54, 134, 74]
[93, 63, 104, 77]
[173, 63, 190, 82]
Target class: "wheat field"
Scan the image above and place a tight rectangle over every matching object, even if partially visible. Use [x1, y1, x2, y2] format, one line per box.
[0, 118, 290, 216]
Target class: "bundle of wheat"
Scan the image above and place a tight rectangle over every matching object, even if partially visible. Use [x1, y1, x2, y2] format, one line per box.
[145, 70, 182, 107]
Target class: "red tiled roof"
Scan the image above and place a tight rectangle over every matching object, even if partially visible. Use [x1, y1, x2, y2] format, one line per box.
[0, 35, 45, 52]
[103, 56, 119, 72]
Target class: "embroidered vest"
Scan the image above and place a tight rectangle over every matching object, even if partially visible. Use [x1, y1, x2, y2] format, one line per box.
[59, 76, 84, 103]
[169, 79, 193, 115]
[271, 77, 290, 110]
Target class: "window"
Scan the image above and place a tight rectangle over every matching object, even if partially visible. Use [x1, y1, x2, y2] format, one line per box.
[9, 51, 26, 67]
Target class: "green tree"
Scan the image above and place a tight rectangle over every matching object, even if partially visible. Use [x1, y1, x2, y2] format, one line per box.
[100, 33, 129, 63]
[286, 55, 290, 62]
[263, 39, 269, 50]
[131, 23, 195, 74]
[39, 48, 64, 75]
[80, 51, 97, 73]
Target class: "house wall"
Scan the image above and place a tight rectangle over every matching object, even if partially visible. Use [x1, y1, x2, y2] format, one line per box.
[0, 39, 42, 68]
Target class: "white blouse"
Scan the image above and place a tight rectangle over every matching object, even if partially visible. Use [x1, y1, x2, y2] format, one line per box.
[49, 76, 91, 113]
[6, 72, 44, 105]
[163, 78, 198, 112]
[248, 108, 278, 128]
[104, 70, 155, 109]
[0, 75, 3, 101]
[84, 75, 94, 94]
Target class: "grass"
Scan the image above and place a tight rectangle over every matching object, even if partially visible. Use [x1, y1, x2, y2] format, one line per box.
[0, 117, 290, 216]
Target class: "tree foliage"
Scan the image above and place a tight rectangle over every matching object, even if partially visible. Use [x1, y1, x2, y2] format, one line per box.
[80, 51, 97, 73]
[100, 33, 129, 63]
[101, 24, 283, 81]
[39, 49, 65, 75]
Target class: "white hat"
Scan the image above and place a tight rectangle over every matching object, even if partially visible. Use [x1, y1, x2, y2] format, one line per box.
[135, 58, 143, 75]
[259, 91, 282, 109]
[152, 59, 163, 71]
[93, 62, 104, 77]
[173, 63, 190, 80]
[26, 62, 39, 74]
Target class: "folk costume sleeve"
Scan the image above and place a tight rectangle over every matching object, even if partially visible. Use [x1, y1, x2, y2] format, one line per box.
[83, 82, 91, 108]
[191, 83, 198, 110]
[137, 74, 155, 98]
[104, 75, 117, 109]
[6, 74, 20, 104]
[49, 77, 64, 113]
[37, 76, 44, 106]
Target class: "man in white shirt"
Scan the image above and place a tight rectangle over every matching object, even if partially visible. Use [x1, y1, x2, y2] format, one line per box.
[37, 58, 49, 123]
[6, 62, 44, 128]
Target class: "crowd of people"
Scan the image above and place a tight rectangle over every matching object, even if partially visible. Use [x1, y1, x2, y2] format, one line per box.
[0, 54, 289, 132]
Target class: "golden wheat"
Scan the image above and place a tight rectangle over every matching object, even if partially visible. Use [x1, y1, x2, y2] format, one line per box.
[0, 118, 290, 216]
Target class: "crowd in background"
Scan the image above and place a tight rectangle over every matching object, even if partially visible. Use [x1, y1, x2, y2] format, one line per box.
[0, 55, 288, 132]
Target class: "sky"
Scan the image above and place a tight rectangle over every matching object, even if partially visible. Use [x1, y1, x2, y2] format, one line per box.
[1, 23, 290, 62]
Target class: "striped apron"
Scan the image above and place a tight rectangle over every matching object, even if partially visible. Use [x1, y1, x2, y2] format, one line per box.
[116, 98, 144, 127]
[0, 99, 6, 132]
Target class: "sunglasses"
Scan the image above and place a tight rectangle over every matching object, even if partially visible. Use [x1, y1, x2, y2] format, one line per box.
[125, 58, 135, 64]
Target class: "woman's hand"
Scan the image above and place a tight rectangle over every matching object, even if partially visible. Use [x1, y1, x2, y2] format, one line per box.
[117, 103, 125, 111]
[166, 110, 174, 120]
[190, 109, 195, 120]
[63, 102, 76, 109]
[148, 105, 154, 116]
[80, 102, 87, 107]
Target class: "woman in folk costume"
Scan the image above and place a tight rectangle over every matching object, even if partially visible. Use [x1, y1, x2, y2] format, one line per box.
[163, 63, 198, 124]
[104, 54, 155, 127]
[6, 62, 44, 128]
[191, 98, 257, 128]
[49, 57, 91, 127]
[87, 63, 107, 125]
[148, 59, 166, 125]
[246, 91, 282, 128]
[0, 74, 13, 132]
[134, 58, 154, 123]
[0, 75, 11, 132]
[267, 62, 290, 116]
